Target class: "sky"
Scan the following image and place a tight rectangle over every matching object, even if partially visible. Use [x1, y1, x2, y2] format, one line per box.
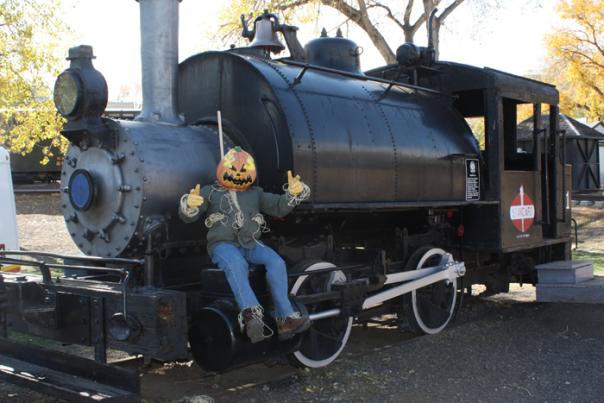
[60, 0, 560, 102]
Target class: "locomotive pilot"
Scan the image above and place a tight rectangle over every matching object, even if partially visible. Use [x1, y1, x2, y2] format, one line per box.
[179, 146, 311, 343]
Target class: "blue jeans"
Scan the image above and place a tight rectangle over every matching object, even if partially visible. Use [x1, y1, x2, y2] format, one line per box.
[211, 242, 295, 318]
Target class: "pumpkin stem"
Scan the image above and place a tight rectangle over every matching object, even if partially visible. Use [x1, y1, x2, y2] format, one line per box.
[234, 146, 242, 152]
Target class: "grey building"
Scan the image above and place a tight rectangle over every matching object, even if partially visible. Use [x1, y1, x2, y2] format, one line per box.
[517, 114, 604, 192]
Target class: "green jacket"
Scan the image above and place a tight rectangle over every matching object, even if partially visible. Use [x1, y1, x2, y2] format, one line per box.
[179, 184, 296, 255]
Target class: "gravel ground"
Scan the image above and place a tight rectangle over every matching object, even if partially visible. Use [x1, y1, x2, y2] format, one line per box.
[14, 193, 80, 256]
[225, 300, 604, 402]
[3, 194, 604, 402]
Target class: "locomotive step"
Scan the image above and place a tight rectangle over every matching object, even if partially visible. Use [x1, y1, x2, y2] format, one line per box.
[537, 275, 604, 304]
[535, 260, 594, 284]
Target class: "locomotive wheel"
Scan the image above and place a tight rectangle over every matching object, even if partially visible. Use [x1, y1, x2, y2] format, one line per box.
[288, 261, 353, 368]
[403, 247, 458, 335]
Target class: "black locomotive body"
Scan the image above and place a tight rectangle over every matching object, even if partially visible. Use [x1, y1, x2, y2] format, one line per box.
[0, 3, 571, 399]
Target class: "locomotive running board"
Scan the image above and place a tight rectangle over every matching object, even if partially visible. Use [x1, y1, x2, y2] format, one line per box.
[0, 338, 140, 402]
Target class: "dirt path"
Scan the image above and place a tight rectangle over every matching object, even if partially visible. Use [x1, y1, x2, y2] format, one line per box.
[221, 299, 604, 402]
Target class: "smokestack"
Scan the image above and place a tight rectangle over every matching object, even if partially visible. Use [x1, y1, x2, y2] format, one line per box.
[136, 0, 183, 125]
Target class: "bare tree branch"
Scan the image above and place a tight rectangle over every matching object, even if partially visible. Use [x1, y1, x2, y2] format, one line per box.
[409, 12, 427, 35]
[321, 0, 396, 63]
[357, 0, 368, 14]
[404, 0, 414, 25]
[438, 0, 465, 22]
[275, 0, 313, 10]
[367, 2, 406, 31]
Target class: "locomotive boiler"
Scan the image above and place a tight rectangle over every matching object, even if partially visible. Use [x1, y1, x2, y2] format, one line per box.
[0, 0, 572, 400]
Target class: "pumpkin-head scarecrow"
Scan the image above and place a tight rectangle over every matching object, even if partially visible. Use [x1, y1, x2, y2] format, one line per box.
[216, 146, 257, 190]
[178, 144, 312, 343]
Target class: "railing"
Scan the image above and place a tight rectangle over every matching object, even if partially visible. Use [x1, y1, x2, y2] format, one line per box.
[0, 250, 143, 324]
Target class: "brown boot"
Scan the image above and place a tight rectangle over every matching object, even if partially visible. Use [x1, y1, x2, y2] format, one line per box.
[277, 312, 310, 340]
[237, 306, 269, 343]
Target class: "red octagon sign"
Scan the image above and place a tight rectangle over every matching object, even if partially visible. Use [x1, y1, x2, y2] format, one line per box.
[509, 186, 535, 233]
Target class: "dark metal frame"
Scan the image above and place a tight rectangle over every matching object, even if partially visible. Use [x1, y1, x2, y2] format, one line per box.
[0, 338, 140, 402]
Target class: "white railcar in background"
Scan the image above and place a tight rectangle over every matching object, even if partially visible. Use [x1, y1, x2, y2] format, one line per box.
[0, 146, 19, 251]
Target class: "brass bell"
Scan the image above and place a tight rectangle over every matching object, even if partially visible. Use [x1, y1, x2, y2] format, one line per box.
[249, 15, 285, 53]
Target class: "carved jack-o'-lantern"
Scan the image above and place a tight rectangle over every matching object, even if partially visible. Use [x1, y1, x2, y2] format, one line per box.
[216, 147, 257, 190]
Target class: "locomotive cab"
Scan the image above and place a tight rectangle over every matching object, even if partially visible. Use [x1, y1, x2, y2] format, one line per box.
[367, 57, 572, 291]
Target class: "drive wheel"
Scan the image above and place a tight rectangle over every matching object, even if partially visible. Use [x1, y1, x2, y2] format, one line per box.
[403, 247, 458, 335]
[288, 260, 353, 368]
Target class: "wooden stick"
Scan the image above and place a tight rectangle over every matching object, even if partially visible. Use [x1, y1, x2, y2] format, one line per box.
[217, 110, 225, 158]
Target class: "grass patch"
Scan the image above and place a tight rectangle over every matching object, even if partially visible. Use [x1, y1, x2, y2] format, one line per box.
[572, 250, 604, 275]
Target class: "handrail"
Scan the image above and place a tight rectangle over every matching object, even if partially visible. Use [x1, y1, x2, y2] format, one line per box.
[279, 59, 449, 97]
[0, 253, 136, 323]
[0, 250, 142, 266]
[571, 218, 578, 250]
[0, 255, 134, 282]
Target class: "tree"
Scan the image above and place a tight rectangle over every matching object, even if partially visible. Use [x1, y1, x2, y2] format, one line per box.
[544, 0, 604, 121]
[0, 0, 67, 163]
[219, 0, 502, 64]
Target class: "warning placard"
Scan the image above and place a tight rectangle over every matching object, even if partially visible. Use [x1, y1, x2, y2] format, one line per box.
[509, 185, 535, 233]
[465, 159, 480, 201]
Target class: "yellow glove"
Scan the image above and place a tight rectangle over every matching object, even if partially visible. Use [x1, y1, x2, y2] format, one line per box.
[187, 184, 204, 208]
[287, 170, 304, 196]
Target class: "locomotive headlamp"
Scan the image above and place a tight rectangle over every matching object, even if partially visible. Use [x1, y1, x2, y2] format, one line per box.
[53, 72, 82, 117]
[53, 45, 108, 121]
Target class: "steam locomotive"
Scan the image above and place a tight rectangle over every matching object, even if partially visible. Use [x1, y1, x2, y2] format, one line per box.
[0, 1, 571, 399]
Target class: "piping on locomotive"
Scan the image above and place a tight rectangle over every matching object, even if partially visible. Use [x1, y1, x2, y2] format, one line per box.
[0, 1, 571, 399]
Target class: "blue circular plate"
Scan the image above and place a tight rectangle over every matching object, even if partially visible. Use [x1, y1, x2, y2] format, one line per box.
[69, 169, 95, 211]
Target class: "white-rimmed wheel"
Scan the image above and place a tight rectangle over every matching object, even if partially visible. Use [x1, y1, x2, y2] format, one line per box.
[403, 247, 458, 335]
[289, 260, 353, 368]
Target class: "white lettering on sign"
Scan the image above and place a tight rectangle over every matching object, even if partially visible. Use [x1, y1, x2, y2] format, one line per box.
[509, 185, 535, 233]
[510, 205, 535, 220]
